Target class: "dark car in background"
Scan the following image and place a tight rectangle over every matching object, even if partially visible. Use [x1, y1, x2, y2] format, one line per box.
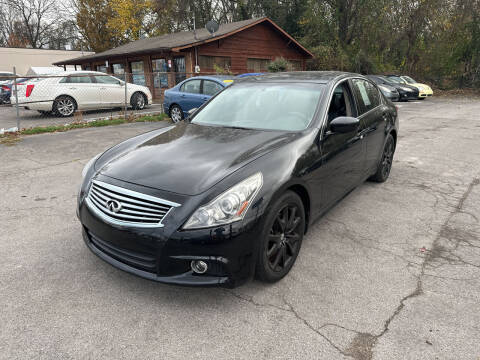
[78, 72, 398, 288]
[0, 78, 27, 104]
[163, 75, 235, 122]
[366, 75, 399, 101]
[367, 75, 419, 101]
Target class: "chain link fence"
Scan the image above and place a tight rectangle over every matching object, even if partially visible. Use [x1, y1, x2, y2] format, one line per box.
[1, 70, 226, 132]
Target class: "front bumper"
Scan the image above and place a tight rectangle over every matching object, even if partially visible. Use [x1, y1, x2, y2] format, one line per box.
[418, 89, 433, 98]
[78, 181, 260, 288]
[398, 90, 419, 101]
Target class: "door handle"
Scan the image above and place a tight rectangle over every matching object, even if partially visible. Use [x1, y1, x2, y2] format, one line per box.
[202, 97, 208, 101]
[100, 87, 106, 90]
[69, 87, 76, 90]
[181, 94, 186, 98]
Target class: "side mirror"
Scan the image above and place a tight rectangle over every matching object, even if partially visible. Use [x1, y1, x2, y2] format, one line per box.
[329, 116, 359, 134]
[187, 108, 198, 117]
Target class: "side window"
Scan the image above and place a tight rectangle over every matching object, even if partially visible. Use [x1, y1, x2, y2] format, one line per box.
[59, 77, 68, 83]
[68, 76, 93, 84]
[180, 79, 201, 94]
[94, 75, 121, 85]
[351, 79, 379, 115]
[203, 80, 223, 96]
[327, 82, 354, 124]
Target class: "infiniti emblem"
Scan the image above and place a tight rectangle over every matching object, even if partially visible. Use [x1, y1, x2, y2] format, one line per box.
[106, 199, 122, 213]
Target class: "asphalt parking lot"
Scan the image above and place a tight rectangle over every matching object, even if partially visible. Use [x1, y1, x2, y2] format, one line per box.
[1, 97, 479, 359]
[0, 103, 164, 130]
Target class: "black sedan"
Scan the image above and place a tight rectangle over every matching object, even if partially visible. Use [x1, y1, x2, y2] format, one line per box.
[78, 72, 398, 288]
[367, 75, 419, 101]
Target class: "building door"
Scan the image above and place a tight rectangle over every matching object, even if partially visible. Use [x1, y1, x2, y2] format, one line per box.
[174, 57, 186, 85]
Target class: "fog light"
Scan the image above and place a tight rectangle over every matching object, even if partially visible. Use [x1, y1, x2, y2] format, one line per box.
[191, 260, 208, 274]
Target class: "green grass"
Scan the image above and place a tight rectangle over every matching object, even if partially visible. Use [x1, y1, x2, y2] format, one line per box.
[1, 113, 169, 140]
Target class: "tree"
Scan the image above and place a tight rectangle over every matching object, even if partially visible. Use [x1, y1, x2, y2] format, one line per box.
[107, 0, 157, 42]
[3, 0, 63, 48]
[73, 0, 119, 52]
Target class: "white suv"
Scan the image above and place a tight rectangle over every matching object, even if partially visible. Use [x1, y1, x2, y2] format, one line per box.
[11, 71, 153, 117]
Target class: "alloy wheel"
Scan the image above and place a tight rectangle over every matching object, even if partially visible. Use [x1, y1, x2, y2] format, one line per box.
[57, 98, 75, 116]
[381, 137, 394, 179]
[136, 95, 145, 109]
[267, 204, 302, 272]
[170, 106, 182, 123]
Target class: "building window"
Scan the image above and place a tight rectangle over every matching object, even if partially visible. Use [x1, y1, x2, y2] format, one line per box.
[83, 65, 91, 71]
[199, 55, 231, 71]
[96, 65, 107, 73]
[247, 58, 271, 72]
[152, 59, 168, 88]
[174, 57, 186, 85]
[130, 61, 145, 86]
[112, 63, 125, 80]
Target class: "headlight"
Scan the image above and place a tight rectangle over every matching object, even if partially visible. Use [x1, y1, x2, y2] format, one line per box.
[401, 86, 412, 91]
[378, 85, 391, 93]
[82, 153, 101, 178]
[183, 172, 263, 229]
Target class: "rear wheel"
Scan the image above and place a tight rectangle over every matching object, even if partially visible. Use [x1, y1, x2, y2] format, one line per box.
[256, 191, 305, 283]
[53, 96, 76, 117]
[369, 134, 395, 183]
[131, 92, 146, 110]
[169, 104, 183, 123]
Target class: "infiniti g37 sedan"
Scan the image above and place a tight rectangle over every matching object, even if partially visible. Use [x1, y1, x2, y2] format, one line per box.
[11, 71, 152, 117]
[78, 72, 398, 288]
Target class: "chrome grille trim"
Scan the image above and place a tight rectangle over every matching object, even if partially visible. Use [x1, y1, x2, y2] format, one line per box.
[86, 180, 180, 228]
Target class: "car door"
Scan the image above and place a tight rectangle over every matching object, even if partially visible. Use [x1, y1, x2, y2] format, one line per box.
[350, 78, 386, 174]
[202, 80, 224, 103]
[60, 74, 99, 109]
[178, 79, 204, 113]
[93, 75, 125, 107]
[315, 80, 367, 210]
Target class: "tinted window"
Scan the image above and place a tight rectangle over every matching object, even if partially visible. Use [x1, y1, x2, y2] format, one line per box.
[327, 83, 354, 123]
[180, 79, 201, 94]
[67, 76, 93, 84]
[94, 75, 121, 84]
[203, 80, 223, 96]
[352, 79, 380, 115]
[192, 83, 324, 131]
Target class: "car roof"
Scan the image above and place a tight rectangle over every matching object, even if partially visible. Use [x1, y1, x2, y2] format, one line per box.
[234, 71, 361, 84]
[183, 75, 236, 82]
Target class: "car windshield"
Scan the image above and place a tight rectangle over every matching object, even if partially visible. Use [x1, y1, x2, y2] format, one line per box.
[388, 76, 405, 84]
[402, 76, 417, 84]
[191, 82, 324, 131]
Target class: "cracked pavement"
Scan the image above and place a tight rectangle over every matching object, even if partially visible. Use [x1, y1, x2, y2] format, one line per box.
[1, 97, 479, 359]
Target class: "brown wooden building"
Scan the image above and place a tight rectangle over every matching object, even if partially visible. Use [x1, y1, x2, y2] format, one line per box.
[54, 17, 312, 99]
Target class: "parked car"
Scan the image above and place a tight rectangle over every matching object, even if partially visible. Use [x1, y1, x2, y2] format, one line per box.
[0, 71, 15, 85]
[78, 72, 398, 288]
[366, 75, 399, 101]
[11, 71, 152, 117]
[397, 75, 433, 99]
[368, 75, 419, 101]
[163, 75, 235, 122]
[0, 78, 28, 104]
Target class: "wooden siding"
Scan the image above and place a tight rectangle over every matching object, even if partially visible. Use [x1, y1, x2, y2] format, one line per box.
[195, 22, 306, 73]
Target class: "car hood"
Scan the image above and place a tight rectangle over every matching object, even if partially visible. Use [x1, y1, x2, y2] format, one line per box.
[97, 121, 299, 195]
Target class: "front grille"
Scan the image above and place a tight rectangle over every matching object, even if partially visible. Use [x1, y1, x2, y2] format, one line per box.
[86, 180, 180, 227]
[88, 231, 157, 273]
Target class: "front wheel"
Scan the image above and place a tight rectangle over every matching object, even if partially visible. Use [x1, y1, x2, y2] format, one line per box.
[369, 133, 395, 183]
[169, 104, 183, 123]
[131, 92, 146, 110]
[53, 96, 76, 117]
[255, 191, 305, 283]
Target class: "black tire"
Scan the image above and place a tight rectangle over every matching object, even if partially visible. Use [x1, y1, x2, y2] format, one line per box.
[53, 96, 76, 117]
[255, 191, 305, 283]
[169, 104, 183, 123]
[131, 92, 146, 110]
[369, 133, 395, 183]
[418, 97, 425, 100]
